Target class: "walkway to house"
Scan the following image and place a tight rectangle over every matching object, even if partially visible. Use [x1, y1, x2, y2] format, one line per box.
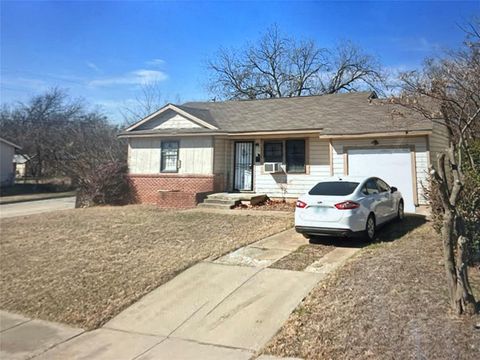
[1, 229, 360, 360]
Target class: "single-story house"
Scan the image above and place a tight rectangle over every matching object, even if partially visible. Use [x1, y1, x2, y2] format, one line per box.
[0, 137, 21, 187]
[119, 91, 448, 213]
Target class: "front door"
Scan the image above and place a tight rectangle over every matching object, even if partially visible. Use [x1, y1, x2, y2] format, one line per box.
[234, 141, 254, 191]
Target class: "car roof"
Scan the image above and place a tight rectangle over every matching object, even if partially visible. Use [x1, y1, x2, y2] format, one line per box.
[317, 176, 370, 183]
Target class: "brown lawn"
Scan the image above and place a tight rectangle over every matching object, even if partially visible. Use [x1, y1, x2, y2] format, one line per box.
[0, 205, 293, 329]
[269, 244, 334, 271]
[263, 216, 480, 360]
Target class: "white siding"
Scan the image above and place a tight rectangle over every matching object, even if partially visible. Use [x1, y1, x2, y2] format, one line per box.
[254, 138, 330, 198]
[213, 138, 227, 175]
[128, 137, 213, 175]
[155, 114, 201, 129]
[430, 122, 449, 168]
[179, 137, 214, 174]
[136, 109, 202, 130]
[0, 141, 16, 186]
[331, 136, 429, 205]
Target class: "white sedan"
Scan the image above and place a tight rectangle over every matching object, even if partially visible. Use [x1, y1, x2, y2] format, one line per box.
[295, 176, 404, 241]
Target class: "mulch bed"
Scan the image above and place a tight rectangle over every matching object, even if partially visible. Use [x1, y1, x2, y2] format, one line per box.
[269, 244, 334, 271]
[0, 205, 293, 329]
[262, 216, 480, 359]
[236, 199, 296, 212]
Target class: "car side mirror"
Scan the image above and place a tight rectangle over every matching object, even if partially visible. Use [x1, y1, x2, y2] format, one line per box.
[391, 186, 398, 193]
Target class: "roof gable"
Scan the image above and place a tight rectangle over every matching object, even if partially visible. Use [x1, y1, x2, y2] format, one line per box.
[126, 104, 218, 132]
[122, 92, 433, 136]
[0, 137, 21, 149]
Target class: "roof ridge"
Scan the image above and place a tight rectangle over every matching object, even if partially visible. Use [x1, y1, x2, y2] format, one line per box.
[182, 91, 375, 106]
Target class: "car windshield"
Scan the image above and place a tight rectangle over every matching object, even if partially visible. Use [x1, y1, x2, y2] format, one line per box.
[308, 181, 360, 196]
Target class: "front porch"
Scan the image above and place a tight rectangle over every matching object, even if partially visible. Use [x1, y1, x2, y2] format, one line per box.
[197, 192, 268, 210]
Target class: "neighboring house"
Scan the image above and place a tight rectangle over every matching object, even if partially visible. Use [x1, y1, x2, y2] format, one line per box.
[13, 154, 33, 178]
[0, 137, 21, 187]
[119, 91, 448, 213]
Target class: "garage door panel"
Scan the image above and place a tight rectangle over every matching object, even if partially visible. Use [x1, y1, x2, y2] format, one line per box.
[348, 148, 416, 213]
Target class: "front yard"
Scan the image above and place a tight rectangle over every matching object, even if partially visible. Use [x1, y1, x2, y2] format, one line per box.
[0, 205, 292, 329]
[263, 217, 480, 359]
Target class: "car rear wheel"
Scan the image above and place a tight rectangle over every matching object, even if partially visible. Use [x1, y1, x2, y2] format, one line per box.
[365, 214, 376, 242]
[397, 200, 404, 221]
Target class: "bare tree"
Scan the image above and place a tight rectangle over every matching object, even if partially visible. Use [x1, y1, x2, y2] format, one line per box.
[320, 41, 386, 95]
[120, 81, 167, 125]
[207, 26, 385, 99]
[0, 88, 83, 177]
[397, 22, 479, 315]
[1, 88, 130, 206]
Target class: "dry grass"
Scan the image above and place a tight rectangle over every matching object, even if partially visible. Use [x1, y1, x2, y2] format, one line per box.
[263, 216, 480, 359]
[0, 205, 292, 329]
[269, 244, 333, 271]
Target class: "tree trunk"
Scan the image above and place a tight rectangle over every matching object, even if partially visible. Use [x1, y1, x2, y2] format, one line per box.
[454, 235, 477, 315]
[441, 209, 459, 308]
[441, 208, 477, 315]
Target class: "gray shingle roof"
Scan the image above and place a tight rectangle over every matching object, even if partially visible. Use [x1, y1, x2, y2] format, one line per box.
[126, 92, 432, 135]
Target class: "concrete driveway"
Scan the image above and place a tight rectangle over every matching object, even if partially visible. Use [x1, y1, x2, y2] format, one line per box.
[0, 197, 76, 219]
[4, 229, 358, 360]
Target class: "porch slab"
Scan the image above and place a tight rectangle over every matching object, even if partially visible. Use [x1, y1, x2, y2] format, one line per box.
[214, 246, 290, 268]
[137, 338, 253, 360]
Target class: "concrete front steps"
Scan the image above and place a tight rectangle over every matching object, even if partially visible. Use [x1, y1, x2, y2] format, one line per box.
[197, 192, 268, 210]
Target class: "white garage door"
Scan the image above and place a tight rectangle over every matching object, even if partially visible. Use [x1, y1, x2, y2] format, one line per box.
[348, 148, 416, 213]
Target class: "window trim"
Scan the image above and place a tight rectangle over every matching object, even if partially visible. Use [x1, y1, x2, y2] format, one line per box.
[262, 139, 308, 174]
[286, 139, 306, 174]
[263, 140, 284, 163]
[160, 140, 179, 173]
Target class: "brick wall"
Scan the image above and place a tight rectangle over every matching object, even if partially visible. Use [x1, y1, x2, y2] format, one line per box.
[129, 174, 223, 207]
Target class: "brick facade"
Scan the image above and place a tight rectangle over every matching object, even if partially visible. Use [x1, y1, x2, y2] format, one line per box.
[129, 174, 225, 208]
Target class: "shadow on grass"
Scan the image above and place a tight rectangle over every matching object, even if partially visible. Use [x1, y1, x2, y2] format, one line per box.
[308, 214, 428, 249]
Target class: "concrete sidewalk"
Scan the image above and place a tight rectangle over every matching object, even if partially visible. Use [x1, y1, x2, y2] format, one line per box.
[0, 197, 76, 219]
[0, 191, 76, 205]
[1, 229, 359, 359]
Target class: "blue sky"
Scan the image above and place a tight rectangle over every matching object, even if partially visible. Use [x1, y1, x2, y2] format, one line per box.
[1, 0, 478, 122]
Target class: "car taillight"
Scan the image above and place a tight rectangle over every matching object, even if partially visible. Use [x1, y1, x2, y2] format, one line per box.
[334, 201, 360, 210]
[296, 200, 307, 208]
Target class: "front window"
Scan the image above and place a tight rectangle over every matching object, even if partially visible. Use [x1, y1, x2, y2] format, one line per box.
[286, 139, 305, 173]
[263, 139, 306, 173]
[161, 141, 179, 172]
[264, 141, 283, 162]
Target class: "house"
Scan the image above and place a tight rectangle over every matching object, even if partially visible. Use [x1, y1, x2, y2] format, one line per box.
[119, 91, 448, 213]
[0, 137, 21, 187]
[13, 154, 33, 178]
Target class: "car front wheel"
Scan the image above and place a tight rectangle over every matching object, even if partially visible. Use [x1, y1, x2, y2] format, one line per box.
[365, 214, 376, 242]
[397, 200, 404, 221]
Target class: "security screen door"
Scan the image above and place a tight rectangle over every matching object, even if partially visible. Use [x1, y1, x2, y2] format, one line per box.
[234, 141, 254, 191]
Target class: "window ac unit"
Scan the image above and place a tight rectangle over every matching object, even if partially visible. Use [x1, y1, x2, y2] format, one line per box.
[264, 162, 282, 173]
